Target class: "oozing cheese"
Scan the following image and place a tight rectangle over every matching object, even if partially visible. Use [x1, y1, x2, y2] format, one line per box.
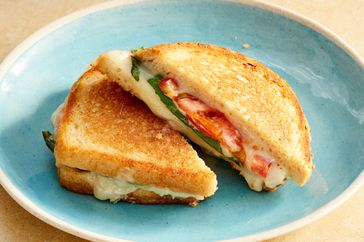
[86, 172, 204, 202]
[51, 102, 64, 133]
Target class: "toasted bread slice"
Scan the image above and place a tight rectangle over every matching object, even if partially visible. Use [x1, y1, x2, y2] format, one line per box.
[94, 42, 313, 191]
[53, 68, 217, 205]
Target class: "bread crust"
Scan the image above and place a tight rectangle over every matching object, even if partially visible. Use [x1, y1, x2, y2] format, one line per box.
[134, 42, 313, 185]
[54, 68, 217, 197]
[58, 166, 199, 206]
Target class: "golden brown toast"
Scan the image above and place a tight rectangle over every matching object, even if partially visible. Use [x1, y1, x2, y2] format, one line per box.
[53, 68, 217, 205]
[133, 43, 313, 185]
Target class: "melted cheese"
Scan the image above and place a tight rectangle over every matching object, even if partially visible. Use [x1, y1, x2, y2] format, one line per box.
[87, 172, 204, 202]
[51, 102, 64, 134]
[242, 143, 287, 191]
[240, 164, 287, 191]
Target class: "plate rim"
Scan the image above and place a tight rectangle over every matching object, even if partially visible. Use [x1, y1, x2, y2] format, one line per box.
[0, 0, 363, 241]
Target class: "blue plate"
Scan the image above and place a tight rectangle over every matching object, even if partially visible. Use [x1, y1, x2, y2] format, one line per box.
[0, 1, 363, 241]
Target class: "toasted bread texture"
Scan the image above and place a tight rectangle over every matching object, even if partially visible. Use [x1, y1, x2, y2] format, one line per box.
[54, 68, 217, 199]
[58, 166, 200, 206]
[133, 43, 313, 185]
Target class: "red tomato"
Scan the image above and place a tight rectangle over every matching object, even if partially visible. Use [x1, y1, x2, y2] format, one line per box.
[158, 77, 243, 154]
[176, 95, 243, 153]
[250, 155, 272, 178]
[158, 77, 179, 98]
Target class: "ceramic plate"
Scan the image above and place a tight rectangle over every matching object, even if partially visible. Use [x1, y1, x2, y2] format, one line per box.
[0, 1, 363, 241]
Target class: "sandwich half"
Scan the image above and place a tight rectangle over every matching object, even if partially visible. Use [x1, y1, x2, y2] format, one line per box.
[94, 42, 313, 191]
[43, 68, 217, 206]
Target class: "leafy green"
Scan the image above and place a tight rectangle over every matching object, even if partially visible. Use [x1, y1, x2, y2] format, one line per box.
[131, 57, 141, 81]
[147, 75, 222, 153]
[42, 130, 55, 152]
[228, 156, 240, 166]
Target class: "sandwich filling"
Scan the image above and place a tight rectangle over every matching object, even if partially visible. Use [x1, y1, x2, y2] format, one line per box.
[49, 103, 205, 201]
[103, 51, 287, 191]
[87, 172, 204, 202]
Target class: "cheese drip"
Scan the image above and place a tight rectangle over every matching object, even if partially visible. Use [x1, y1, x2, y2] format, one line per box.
[87, 172, 204, 202]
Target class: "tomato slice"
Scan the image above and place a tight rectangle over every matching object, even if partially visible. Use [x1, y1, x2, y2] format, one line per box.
[250, 155, 272, 178]
[159, 77, 243, 153]
[176, 95, 243, 153]
[158, 77, 179, 98]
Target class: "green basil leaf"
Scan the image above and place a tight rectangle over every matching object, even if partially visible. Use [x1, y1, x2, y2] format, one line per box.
[131, 57, 141, 81]
[228, 156, 240, 166]
[147, 75, 222, 153]
[42, 130, 55, 152]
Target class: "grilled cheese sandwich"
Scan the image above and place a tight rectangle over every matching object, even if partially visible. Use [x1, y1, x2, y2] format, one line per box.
[94, 43, 313, 191]
[44, 68, 217, 206]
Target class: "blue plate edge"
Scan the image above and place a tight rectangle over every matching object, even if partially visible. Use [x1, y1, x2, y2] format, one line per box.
[0, 0, 363, 241]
